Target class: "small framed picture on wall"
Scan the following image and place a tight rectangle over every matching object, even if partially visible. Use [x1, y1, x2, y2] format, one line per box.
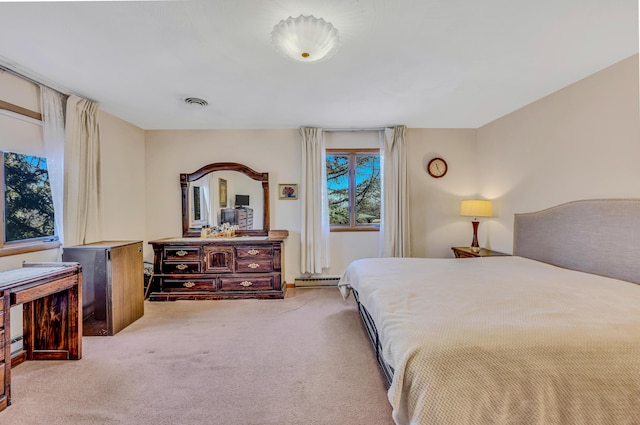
[278, 184, 298, 200]
[218, 178, 227, 207]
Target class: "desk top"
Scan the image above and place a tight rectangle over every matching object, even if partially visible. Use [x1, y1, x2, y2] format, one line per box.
[0, 262, 80, 291]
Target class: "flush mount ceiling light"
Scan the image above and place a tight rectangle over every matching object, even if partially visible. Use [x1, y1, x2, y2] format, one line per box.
[271, 14, 341, 63]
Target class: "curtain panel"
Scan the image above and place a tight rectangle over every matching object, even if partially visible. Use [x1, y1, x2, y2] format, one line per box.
[300, 127, 330, 274]
[64, 95, 102, 246]
[40, 86, 67, 254]
[381, 126, 410, 257]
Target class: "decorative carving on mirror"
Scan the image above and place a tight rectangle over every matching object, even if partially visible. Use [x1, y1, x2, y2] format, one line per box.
[181, 162, 270, 237]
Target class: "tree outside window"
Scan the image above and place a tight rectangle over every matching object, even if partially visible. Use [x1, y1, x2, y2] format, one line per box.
[326, 149, 381, 230]
[2, 152, 56, 243]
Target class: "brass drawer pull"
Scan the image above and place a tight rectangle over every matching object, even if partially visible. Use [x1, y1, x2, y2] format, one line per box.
[176, 250, 188, 257]
[240, 281, 253, 287]
[248, 263, 259, 269]
[183, 282, 196, 288]
[176, 264, 189, 270]
[248, 249, 259, 255]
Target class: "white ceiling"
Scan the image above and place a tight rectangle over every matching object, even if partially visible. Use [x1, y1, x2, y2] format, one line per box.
[0, 0, 637, 130]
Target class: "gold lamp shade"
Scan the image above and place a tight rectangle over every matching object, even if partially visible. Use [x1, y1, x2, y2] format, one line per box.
[460, 199, 492, 218]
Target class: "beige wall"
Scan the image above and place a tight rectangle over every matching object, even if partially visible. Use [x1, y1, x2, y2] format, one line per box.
[477, 54, 640, 253]
[144, 129, 302, 282]
[1, 72, 146, 346]
[99, 110, 146, 242]
[3, 53, 637, 283]
[407, 128, 479, 258]
[144, 128, 482, 280]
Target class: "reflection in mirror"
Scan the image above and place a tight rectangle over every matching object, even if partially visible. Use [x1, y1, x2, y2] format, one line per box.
[189, 184, 207, 227]
[187, 171, 265, 229]
[181, 162, 269, 237]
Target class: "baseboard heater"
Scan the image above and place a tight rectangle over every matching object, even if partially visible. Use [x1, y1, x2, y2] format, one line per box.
[11, 335, 23, 356]
[294, 276, 341, 287]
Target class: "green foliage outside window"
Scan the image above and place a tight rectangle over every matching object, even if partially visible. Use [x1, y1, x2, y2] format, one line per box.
[327, 151, 380, 228]
[3, 152, 55, 242]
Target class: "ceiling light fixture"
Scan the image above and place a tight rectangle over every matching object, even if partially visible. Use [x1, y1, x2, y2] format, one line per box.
[271, 14, 340, 63]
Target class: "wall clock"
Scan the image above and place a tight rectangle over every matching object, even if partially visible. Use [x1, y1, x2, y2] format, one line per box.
[427, 157, 448, 178]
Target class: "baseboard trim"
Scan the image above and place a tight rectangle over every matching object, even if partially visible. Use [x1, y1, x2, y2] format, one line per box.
[286, 283, 295, 288]
[11, 351, 27, 369]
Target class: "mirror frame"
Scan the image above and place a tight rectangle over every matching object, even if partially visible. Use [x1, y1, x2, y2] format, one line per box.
[181, 162, 270, 237]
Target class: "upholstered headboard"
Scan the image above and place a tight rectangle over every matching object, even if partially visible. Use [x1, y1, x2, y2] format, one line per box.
[513, 199, 640, 285]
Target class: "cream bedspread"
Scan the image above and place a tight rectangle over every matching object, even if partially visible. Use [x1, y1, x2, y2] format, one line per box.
[340, 256, 640, 425]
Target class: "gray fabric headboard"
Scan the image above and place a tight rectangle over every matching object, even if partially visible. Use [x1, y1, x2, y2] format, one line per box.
[513, 199, 640, 285]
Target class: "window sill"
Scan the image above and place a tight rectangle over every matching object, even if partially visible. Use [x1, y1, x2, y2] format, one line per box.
[0, 240, 61, 257]
[330, 227, 380, 232]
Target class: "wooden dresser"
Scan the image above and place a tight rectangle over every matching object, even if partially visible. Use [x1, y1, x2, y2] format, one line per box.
[149, 237, 285, 300]
[221, 207, 254, 230]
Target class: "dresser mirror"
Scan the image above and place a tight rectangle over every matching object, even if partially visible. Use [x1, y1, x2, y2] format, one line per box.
[181, 162, 269, 237]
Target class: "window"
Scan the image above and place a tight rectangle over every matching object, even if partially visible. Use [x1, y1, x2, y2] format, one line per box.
[1, 151, 57, 246]
[326, 148, 381, 231]
[189, 184, 208, 227]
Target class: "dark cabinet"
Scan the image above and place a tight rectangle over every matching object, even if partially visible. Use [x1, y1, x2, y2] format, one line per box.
[221, 208, 254, 229]
[63, 241, 144, 336]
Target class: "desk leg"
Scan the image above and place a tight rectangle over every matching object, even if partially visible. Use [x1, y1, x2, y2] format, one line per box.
[23, 280, 82, 361]
[69, 275, 82, 360]
[1, 291, 10, 410]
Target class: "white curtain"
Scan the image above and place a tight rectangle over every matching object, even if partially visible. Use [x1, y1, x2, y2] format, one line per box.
[381, 126, 410, 257]
[64, 95, 102, 246]
[300, 127, 330, 274]
[39, 86, 66, 256]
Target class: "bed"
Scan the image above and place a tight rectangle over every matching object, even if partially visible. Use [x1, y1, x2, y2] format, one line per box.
[338, 199, 640, 425]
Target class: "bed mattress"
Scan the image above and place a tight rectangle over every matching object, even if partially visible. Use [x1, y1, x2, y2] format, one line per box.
[340, 256, 640, 425]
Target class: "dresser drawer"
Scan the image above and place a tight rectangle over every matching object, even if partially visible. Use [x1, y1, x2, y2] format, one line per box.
[162, 261, 201, 274]
[161, 279, 216, 292]
[164, 246, 200, 261]
[236, 246, 273, 258]
[0, 329, 4, 351]
[220, 276, 274, 291]
[236, 259, 273, 273]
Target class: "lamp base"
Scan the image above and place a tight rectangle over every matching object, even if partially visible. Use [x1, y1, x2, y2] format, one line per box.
[470, 220, 480, 252]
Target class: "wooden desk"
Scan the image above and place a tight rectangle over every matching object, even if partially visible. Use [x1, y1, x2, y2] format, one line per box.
[1, 290, 8, 412]
[0, 262, 82, 411]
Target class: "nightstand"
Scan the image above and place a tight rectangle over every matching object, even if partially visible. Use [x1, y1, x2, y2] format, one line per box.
[451, 246, 509, 258]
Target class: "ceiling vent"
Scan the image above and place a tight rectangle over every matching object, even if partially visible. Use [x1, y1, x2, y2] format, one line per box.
[184, 97, 208, 107]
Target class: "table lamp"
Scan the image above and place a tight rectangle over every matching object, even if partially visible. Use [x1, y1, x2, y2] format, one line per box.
[460, 199, 492, 252]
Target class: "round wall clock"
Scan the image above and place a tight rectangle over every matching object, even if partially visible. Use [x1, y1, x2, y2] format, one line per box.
[427, 157, 448, 178]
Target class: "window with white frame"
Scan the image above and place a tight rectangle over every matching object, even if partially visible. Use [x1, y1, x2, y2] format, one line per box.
[1, 73, 60, 255]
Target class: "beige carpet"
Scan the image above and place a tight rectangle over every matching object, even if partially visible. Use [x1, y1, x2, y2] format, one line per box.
[3, 288, 394, 425]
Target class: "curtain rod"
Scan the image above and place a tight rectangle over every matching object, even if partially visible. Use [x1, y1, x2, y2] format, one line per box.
[0, 59, 72, 97]
[323, 127, 386, 132]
